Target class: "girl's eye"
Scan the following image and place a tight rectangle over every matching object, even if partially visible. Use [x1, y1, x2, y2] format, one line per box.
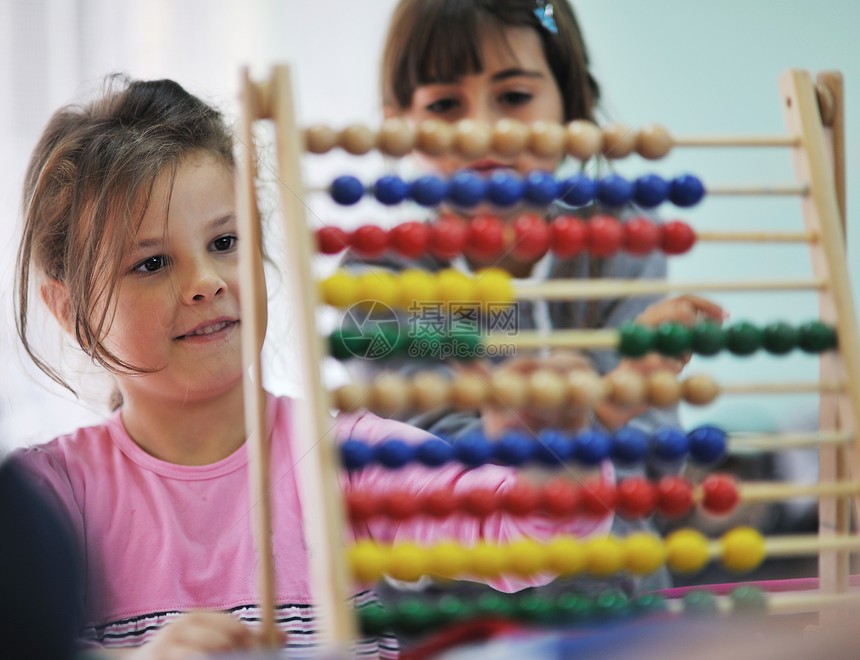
[498, 91, 533, 108]
[212, 235, 237, 252]
[133, 256, 167, 274]
[425, 97, 461, 115]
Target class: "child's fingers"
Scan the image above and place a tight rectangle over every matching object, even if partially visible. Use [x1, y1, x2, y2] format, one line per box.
[636, 295, 727, 327]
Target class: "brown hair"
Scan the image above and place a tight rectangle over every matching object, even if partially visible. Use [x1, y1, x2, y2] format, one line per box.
[381, 0, 600, 122]
[15, 75, 234, 395]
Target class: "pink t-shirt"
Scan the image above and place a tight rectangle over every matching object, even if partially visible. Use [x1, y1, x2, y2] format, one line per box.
[12, 394, 613, 655]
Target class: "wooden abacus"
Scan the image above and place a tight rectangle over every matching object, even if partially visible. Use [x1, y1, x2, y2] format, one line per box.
[235, 66, 860, 654]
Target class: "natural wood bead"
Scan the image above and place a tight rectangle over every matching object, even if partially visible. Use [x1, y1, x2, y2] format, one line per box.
[682, 374, 720, 405]
[305, 125, 338, 154]
[370, 373, 412, 415]
[451, 372, 490, 409]
[491, 371, 528, 409]
[601, 122, 636, 159]
[334, 383, 367, 411]
[416, 119, 455, 155]
[453, 119, 492, 159]
[646, 370, 682, 407]
[564, 120, 602, 160]
[605, 370, 647, 406]
[527, 120, 565, 158]
[378, 118, 415, 157]
[491, 119, 529, 156]
[339, 125, 377, 155]
[635, 123, 673, 160]
[411, 371, 452, 410]
[566, 369, 607, 409]
[528, 369, 567, 410]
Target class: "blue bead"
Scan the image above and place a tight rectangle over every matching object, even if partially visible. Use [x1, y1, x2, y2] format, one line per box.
[559, 174, 595, 206]
[687, 425, 727, 464]
[330, 175, 364, 205]
[596, 173, 634, 207]
[409, 175, 449, 206]
[533, 429, 574, 466]
[416, 437, 454, 466]
[447, 170, 487, 207]
[524, 170, 560, 205]
[454, 430, 494, 467]
[573, 429, 611, 465]
[610, 427, 649, 466]
[373, 175, 408, 205]
[341, 440, 373, 469]
[668, 174, 705, 207]
[486, 171, 525, 207]
[632, 174, 668, 208]
[375, 439, 415, 468]
[652, 428, 690, 462]
[493, 431, 536, 466]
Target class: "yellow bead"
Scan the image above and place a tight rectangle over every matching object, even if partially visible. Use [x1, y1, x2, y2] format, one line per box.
[585, 536, 626, 577]
[397, 269, 437, 310]
[356, 271, 399, 308]
[472, 268, 514, 306]
[320, 270, 359, 308]
[467, 542, 506, 579]
[624, 532, 666, 575]
[720, 526, 766, 573]
[546, 536, 586, 576]
[427, 542, 468, 578]
[387, 542, 427, 582]
[349, 540, 388, 582]
[504, 539, 548, 577]
[436, 268, 474, 304]
[665, 529, 711, 574]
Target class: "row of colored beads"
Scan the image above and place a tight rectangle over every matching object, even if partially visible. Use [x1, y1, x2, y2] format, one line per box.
[335, 370, 727, 418]
[349, 526, 767, 582]
[620, 320, 837, 357]
[329, 171, 705, 208]
[306, 119, 676, 161]
[358, 586, 766, 635]
[316, 215, 696, 260]
[347, 473, 740, 522]
[341, 425, 728, 470]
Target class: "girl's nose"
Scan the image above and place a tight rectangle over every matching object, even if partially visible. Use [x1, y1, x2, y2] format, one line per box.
[185, 261, 226, 303]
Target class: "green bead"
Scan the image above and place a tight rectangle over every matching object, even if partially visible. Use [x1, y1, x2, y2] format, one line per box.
[476, 593, 518, 618]
[633, 593, 667, 613]
[436, 595, 475, 623]
[654, 322, 693, 357]
[516, 593, 556, 622]
[730, 586, 767, 613]
[761, 321, 799, 354]
[594, 590, 629, 619]
[555, 593, 594, 621]
[682, 590, 718, 614]
[690, 321, 726, 356]
[359, 605, 391, 636]
[619, 323, 655, 357]
[446, 322, 482, 359]
[798, 321, 837, 353]
[725, 321, 763, 356]
[330, 328, 365, 359]
[393, 597, 438, 634]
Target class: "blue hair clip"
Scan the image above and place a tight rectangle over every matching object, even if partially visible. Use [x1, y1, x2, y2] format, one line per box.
[534, 1, 558, 34]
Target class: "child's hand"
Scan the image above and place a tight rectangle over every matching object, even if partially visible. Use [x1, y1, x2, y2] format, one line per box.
[128, 611, 281, 660]
[635, 294, 727, 328]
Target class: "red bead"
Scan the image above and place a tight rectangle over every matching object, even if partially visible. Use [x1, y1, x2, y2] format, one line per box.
[656, 476, 694, 518]
[466, 215, 507, 262]
[460, 487, 498, 517]
[660, 221, 696, 255]
[580, 477, 617, 516]
[422, 489, 458, 518]
[701, 474, 740, 515]
[347, 490, 381, 520]
[550, 215, 587, 257]
[384, 489, 420, 520]
[317, 226, 350, 254]
[389, 221, 430, 258]
[511, 213, 550, 261]
[540, 478, 582, 516]
[501, 481, 540, 516]
[351, 224, 389, 257]
[587, 215, 624, 257]
[623, 217, 661, 255]
[429, 215, 468, 259]
[616, 477, 657, 519]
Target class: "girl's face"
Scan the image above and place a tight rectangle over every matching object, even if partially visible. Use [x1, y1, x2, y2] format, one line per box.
[102, 152, 261, 405]
[391, 26, 565, 176]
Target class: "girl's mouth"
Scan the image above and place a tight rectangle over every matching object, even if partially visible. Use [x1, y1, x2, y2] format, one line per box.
[176, 319, 238, 340]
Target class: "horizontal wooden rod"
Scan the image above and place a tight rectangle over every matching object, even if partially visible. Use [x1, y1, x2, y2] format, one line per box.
[697, 230, 817, 243]
[738, 480, 860, 503]
[720, 381, 844, 395]
[672, 134, 801, 147]
[727, 431, 854, 452]
[706, 184, 808, 196]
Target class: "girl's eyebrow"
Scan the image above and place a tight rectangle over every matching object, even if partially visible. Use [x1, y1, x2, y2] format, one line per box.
[132, 214, 236, 252]
[490, 68, 545, 82]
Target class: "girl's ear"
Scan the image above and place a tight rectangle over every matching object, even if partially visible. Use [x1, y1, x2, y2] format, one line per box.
[383, 104, 398, 119]
[40, 279, 74, 334]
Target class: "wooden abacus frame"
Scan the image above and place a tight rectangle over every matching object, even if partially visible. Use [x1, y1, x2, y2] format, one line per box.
[235, 66, 860, 652]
